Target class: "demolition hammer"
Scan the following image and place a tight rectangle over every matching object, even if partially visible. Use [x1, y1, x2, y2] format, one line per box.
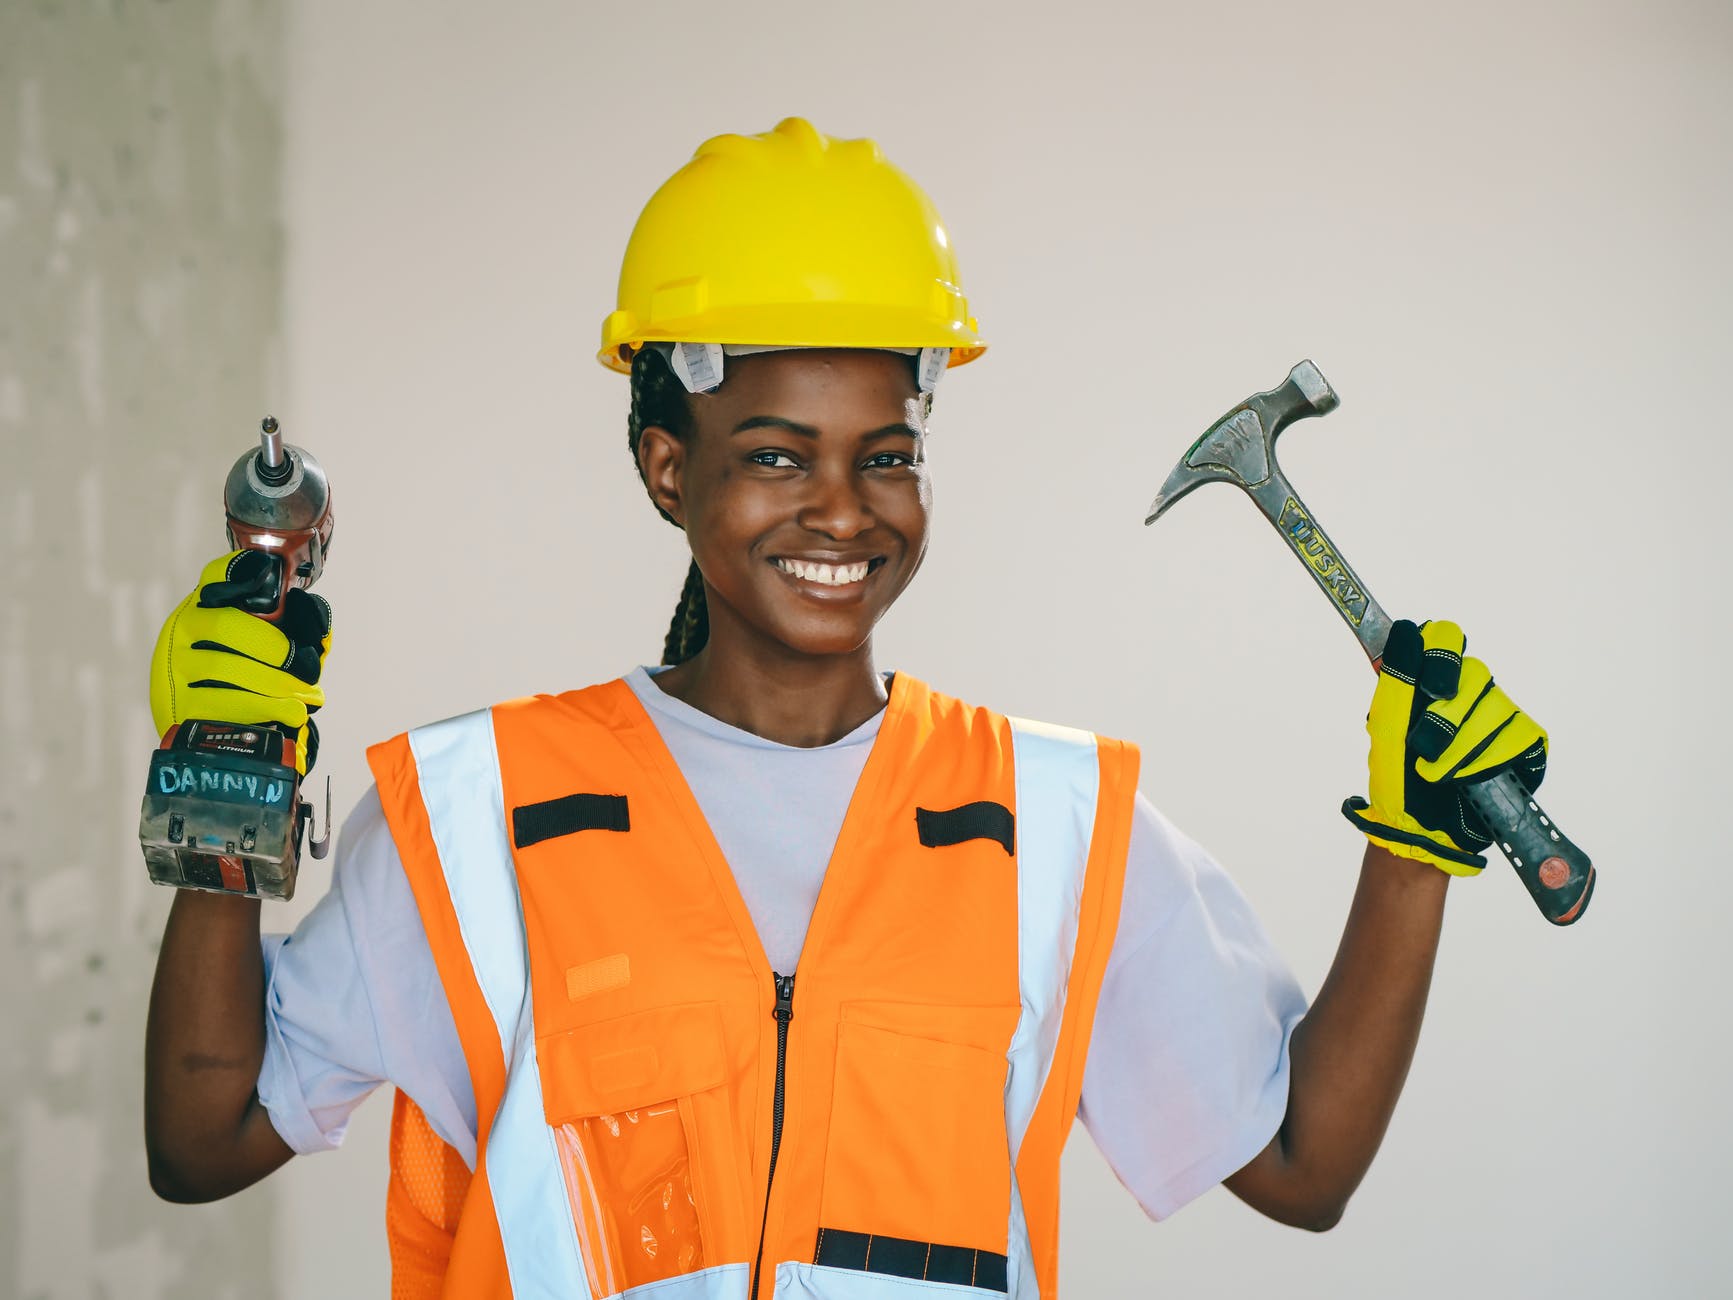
[137, 418, 334, 901]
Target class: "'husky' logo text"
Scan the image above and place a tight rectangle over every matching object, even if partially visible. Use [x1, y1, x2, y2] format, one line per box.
[1279, 498, 1368, 625]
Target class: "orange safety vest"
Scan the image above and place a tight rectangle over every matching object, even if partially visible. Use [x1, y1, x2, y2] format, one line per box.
[367, 673, 1138, 1300]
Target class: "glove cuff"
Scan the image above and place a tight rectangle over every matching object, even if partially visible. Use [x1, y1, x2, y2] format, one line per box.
[1341, 797, 1487, 876]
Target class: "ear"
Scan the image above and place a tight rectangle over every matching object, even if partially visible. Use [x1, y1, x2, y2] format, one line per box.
[637, 424, 688, 527]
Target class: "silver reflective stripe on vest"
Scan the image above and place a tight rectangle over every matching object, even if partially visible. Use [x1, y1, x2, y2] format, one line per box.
[407, 710, 591, 1299]
[625, 1264, 749, 1299]
[1003, 718, 1101, 1300]
[775, 1262, 987, 1297]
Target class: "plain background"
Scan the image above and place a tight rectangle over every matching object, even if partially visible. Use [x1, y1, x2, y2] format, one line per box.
[8, 1, 1732, 1296]
[4, 3, 289, 1296]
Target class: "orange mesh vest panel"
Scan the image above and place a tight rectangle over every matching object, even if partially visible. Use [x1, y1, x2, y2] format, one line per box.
[369, 674, 1137, 1299]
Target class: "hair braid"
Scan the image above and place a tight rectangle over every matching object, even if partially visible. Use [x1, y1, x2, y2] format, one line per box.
[662, 559, 710, 666]
[625, 347, 708, 664]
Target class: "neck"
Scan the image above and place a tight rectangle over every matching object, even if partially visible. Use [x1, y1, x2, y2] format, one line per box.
[651, 633, 889, 749]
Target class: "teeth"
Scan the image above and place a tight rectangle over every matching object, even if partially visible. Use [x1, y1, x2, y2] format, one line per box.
[776, 558, 871, 586]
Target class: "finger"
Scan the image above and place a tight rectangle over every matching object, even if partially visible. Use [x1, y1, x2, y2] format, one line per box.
[1378, 619, 1424, 682]
[1509, 735, 1548, 795]
[194, 550, 248, 589]
[1428, 700, 1545, 781]
[175, 646, 326, 709]
[1416, 619, 1465, 701]
[1415, 661, 1547, 780]
[196, 550, 278, 610]
[172, 683, 311, 731]
[1409, 648, 1486, 762]
[279, 591, 333, 683]
[177, 602, 297, 670]
[282, 589, 332, 647]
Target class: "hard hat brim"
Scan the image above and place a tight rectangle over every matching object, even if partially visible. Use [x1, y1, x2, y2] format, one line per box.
[599, 302, 986, 376]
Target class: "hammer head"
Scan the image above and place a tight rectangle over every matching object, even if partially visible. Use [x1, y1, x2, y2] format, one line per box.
[1145, 360, 1339, 525]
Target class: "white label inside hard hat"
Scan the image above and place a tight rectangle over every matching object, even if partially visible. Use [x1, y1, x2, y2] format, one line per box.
[670, 342, 724, 394]
[917, 347, 949, 394]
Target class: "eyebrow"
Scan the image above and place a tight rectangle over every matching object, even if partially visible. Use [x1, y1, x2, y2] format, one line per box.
[731, 415, 919, 441]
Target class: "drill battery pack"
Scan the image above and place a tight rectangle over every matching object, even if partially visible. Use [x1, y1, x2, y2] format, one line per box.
[139, 721, 307, 900]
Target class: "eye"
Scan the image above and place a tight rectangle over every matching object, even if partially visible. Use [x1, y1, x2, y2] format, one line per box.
[748, 449, 801, 469]
[863, 450, 918, 470]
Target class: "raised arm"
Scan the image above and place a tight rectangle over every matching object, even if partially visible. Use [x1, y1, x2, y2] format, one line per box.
[1224, 843, 1445, 1229]
[146, 892, 294, 1201]
[142, 553, 330, 1201]
[1226, 619, 1547, 1229]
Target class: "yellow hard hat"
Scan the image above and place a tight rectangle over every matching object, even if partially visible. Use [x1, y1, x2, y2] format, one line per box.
[598, 117, 986, 376]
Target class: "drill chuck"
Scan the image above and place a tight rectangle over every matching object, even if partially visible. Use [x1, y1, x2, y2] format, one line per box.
[256, 414, 291, 481]
[222, 416, 335, 613]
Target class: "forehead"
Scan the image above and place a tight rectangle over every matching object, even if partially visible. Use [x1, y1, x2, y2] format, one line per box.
[697, 349, 922, 432]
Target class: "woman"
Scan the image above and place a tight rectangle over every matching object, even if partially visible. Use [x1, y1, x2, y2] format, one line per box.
[144, 118, 1545, 1298]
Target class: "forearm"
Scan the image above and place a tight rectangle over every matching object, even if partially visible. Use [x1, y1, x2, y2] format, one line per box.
[1226, 842, 1447, 1228]
[144, 890, 293, 1201]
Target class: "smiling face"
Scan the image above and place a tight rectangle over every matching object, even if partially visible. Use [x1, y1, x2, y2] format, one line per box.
[637, 348, 932, 665]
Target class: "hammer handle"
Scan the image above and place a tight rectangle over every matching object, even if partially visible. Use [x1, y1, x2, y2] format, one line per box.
[1248, 478, 1392, 662]
[1461, 775, 1595, 925]
[1256, 467, 1594, 923]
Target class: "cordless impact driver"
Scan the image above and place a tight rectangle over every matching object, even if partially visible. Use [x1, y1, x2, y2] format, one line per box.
[138, 417, 334, 901]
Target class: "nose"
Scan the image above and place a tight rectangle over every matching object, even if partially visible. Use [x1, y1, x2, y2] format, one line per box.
[797, 463, 873, 539]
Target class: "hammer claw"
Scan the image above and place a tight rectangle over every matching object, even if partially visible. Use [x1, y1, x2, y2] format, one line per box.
[1144, 466, 1213, 526]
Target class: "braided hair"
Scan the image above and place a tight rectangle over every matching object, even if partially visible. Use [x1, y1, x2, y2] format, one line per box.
[625, 346, 710, 665]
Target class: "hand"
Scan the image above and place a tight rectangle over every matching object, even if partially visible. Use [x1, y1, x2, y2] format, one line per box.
[1342, 619, 1546, 875]
[149, 551, 332, 775]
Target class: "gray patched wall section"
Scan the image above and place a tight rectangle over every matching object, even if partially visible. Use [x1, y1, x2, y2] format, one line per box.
[1, 3, 284, 1297]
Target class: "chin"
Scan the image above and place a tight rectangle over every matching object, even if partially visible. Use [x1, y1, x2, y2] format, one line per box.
[708, 573, 901, 661]
[772, 617, 877, 659]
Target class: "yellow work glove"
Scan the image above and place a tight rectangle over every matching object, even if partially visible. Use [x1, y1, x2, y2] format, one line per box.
[149, 551, 332, 775]
[1342, 619, 1547, 875]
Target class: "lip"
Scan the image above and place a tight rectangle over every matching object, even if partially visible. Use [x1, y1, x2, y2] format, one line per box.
[769, 553, 883, 565]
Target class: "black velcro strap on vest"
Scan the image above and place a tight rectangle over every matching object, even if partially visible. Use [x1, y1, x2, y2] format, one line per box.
[512, 793, 630, 849]
[815, 1227, 1008, 1293]
[915, 801, 1014, 857]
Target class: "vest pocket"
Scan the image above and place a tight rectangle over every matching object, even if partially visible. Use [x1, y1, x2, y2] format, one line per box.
[820, 1004, 1020, 1262]
[540, 1001, 742, 1300]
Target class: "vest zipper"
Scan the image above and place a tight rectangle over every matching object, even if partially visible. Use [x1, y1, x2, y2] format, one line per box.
[750, 970, 796, 1300]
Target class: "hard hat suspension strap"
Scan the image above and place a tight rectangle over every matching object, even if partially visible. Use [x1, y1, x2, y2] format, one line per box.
[649, 342, 950, 397]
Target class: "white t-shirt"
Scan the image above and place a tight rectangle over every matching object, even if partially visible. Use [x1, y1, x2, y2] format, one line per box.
[258, 668, 1306, 1220]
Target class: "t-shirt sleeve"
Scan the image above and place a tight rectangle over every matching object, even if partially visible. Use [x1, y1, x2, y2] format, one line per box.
[1077, 792, 1307, 1220]
[256, 783, 476, 1163]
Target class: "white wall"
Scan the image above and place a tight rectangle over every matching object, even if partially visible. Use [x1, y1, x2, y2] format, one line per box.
[1, 3, 287, 1297]
[273, 0, 1733, 1294]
